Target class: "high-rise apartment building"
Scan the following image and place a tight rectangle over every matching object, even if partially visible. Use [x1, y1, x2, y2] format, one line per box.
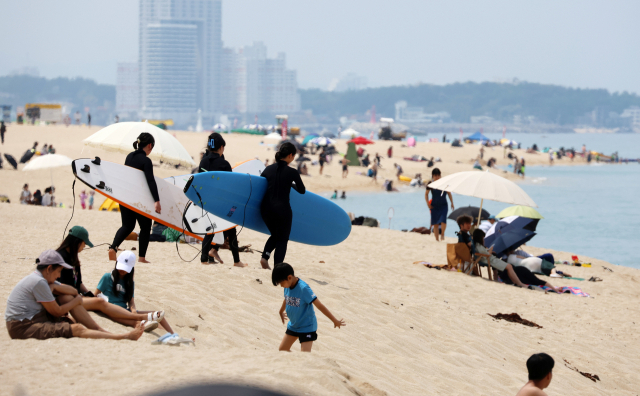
[139, 0, 222, 124]
[221, 42, 300, 116]
[115, 62, 140, 118]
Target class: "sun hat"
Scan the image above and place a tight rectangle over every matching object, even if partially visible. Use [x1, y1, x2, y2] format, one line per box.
[37, 250, 73, 269]
[116, 250, 136, 273]
[68, 225, 94, 247]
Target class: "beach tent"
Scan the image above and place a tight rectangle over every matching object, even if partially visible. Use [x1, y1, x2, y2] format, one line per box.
[345, 142, 360, 166]
[465, 132, 490, 142]
[99, 198, 120, 212]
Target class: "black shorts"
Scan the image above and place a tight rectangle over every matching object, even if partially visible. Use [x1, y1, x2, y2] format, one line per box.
[342, 165, 348, 171]
[286, 328, 317, 343]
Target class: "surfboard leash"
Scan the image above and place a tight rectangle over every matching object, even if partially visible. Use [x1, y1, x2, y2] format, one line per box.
[62, 179, 77, 241]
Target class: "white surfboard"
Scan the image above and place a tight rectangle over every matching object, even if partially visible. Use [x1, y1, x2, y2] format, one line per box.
[164, 158, 265, 238]
[71, 158, 224, 244]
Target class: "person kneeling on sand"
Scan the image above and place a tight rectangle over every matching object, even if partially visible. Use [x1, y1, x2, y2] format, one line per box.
[55, 227, 165, 333]
[472, 230, 562, 293]
[5, 250, 143, 341]
[516, 353, 554, 395]
[95, 251, 174, 337]
[273, 263, 345, 352]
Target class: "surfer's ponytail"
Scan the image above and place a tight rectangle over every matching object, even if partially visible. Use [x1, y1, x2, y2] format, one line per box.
[133, 133, 155, 151]
[275, 142, 297, 162]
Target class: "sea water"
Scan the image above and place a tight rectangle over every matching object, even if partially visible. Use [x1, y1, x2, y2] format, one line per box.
[330, 133, 640, 269]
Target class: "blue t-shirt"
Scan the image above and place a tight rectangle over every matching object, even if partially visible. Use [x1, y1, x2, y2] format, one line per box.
[429, 187, 448, 208]
[284, 279, 318, 333]
[96, 273, 134, 309]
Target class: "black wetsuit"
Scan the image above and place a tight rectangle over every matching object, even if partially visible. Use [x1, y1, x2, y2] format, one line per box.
[198, 152, 241, 263]
[111, 149, 159, 257]
[260, 160, 306, 264]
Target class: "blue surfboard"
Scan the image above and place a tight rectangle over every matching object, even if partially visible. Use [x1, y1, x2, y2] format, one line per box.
[184, 172, 351, 246]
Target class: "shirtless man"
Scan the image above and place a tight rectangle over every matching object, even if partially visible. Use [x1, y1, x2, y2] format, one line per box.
[516, 353, 554, 396]
[340, 157, 350, 178]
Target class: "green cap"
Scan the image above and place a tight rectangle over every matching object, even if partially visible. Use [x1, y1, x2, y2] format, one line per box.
[68, 226, 94, 248]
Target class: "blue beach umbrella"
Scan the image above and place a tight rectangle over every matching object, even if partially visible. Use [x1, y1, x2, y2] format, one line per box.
[301, 134, 319, 146]
[484, 216, 538, 255]
[486, 228, 536, 256]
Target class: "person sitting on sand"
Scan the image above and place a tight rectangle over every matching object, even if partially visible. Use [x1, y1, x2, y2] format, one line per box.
[273, 263, 345, 352]
[516, 353, 554, 396]
[20, 184, 32, 204]
[56, 227, 165, 333]
[5, 250, 143, 341]
[473, 230, 562, 292]
[96, 251, 174, 335]
[41, 187, 53, 207]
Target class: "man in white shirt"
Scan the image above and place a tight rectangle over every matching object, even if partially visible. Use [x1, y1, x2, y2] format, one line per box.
[478, 215, 497, 233]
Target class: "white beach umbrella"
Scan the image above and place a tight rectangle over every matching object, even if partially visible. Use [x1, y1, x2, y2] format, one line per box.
[340, 128, 360, 138]
[212, 123, 226, 131]
[427, 170, 537, 225]
[82, 122, 195, 167]
[309, 137, 336, 146]
[264, 132, 283, 141]
[22, 153, 73, 185]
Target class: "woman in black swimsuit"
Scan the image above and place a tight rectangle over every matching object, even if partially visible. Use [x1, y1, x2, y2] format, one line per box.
[259, 142, 305, 269]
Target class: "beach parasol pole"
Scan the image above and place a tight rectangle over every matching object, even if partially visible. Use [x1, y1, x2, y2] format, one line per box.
[477, 199, 484, 227]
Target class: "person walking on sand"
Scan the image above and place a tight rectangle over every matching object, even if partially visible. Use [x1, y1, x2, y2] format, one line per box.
[516, 353, 555, 396]
[4, 250, 143, 341]
[426, 168, 454, 241]
[0, 120, 6, 144]
[340, 156, 350, 178]
[108, 133, 160, 263]
[318, 147, 326, 175]
[273, 263, 345, 352]
[87, 112, 91, 127]
[198, 132, 247, 267]
[259, 142, 306, 270]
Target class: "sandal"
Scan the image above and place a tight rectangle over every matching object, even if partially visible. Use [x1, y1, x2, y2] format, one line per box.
[141, 320, 159, 332]
[148, 311, 165, 322]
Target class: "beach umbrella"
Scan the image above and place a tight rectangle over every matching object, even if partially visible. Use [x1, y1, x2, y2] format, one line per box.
[20, 149, 36, 163]
[322, 132, 337, 138]
[4, 153, 18, 169]
[295, 156, 311, 162]
[339, 128, 360, 139]
[349, 136, 374, 145]
[448, 205, 490, 223]
[309, 137, 336, 146]
[427, 170, 537, 226]
[496, 205, 544, 219]
[212, 123, 226, 131]
[278, 138, 303, 151]
[264, 132, 283, 141]
[301, 134, 318, 146]
[82, 121, 195, 167]
[485, 228, 537, 256]
[22, 153, 73, 185]
[484, 215, 538, 245]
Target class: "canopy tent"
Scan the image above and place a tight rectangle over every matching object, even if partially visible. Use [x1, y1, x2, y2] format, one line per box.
[345, 142, 360, 166]
[83, 122, 195, 167]
[465, 131, 490, 142]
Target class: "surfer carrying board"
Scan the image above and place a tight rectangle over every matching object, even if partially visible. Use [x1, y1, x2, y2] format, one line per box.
[108, 133, 160, 263]
[259, 142, 305, 270]
[198, 133, 247, 267]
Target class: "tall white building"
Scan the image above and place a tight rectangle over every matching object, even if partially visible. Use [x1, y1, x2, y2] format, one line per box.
[115, 62, 140, 118]
[139, 0, 222, 124]
[221, 42, 300, 115]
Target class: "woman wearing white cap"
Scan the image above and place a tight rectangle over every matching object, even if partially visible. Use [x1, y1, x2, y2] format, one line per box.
[95, 251, 174, 335]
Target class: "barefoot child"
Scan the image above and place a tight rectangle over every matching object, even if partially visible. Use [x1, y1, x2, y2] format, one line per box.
[79, 190, 87, 209]
[272, 263, 345, 352]
[516, 353, 554, 395]
[88, 191, 95, 210]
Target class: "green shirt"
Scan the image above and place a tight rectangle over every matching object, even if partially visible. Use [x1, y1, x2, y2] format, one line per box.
[96, 273, 134, 309]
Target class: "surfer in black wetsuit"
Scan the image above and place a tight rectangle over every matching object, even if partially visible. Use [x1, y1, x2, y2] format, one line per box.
[108, 133, 160, 263]
[259, 142, 305, 270]
[198, 133, 247, 267]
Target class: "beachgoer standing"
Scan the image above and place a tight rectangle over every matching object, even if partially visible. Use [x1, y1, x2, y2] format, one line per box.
[480, 146, 485, 159]
[394, 163, 403, 179]
[340, 156, 350, 178]
[0, 120, 6, 144]
[79, 190, 87, 210]
[88, 191, 95, 210]
[387, 146, 393, 158]
[259, 143, 306, 270]
[520, 158, 526, 178]
[87, 112, 91, 127]
[108, 133, 160, 263]
[516, 353, 555, 396]
[318, 147, 326, 175]
[273, 263, 345, 352]
[197, 133, 247, 267]
[426, 168, 454, 242]
[74, 111, 81, 125]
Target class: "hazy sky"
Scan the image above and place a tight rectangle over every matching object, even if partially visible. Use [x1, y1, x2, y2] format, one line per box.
[1, 0, 638, 93]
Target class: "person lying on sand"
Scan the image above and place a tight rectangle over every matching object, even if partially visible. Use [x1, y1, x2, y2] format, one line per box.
[473, 230, 562, 293]
[5, 250, 143, 341]
[516, 353, 554, 395]
[55, 227, 164, 333]
[95, 251, 174, 336]
[273, 263, 345, 352]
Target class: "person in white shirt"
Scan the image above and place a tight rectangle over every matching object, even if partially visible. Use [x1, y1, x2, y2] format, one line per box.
[478, 215, 497, 233]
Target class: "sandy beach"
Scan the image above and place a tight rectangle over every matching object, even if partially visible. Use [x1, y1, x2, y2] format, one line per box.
[1, 125, 639, 395]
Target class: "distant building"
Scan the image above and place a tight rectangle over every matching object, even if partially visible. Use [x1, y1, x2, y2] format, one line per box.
[395, 101, 450, 123]
[328, 73, 367, 92]
[139, 0, 222, 125]
[621, 106, 640, 131]
[115, 63, 140, 118]
[221, 42, 300, 115]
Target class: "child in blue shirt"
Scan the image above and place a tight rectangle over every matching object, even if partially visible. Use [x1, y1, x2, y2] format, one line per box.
[272, 263, 345, 352]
